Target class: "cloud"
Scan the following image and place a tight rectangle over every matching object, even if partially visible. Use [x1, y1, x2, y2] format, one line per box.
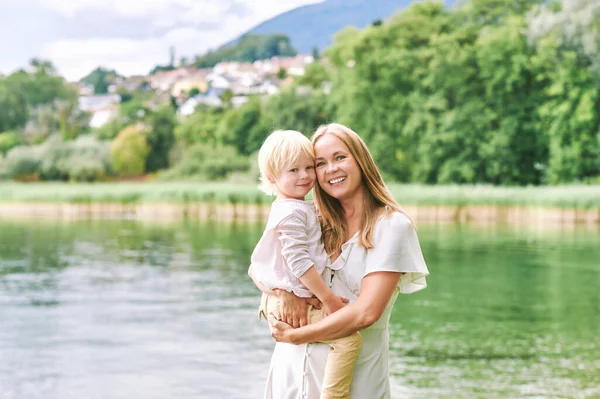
[4, 0, 324, 80]
[40, 27, 222, 80]
[39, 0, 251, 28]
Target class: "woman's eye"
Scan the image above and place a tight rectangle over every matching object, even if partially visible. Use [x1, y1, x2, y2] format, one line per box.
[316, 162, 325, 167]
[336, 155, 346, 161]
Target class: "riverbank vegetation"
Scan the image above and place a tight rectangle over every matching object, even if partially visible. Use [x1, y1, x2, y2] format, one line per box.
[1, 182, 598, 210]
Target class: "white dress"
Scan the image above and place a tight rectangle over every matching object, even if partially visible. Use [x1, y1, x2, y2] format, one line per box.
[264, 212, 429, 399]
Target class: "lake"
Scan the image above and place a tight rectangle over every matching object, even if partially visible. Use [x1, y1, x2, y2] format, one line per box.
[0, 219, 598, 398]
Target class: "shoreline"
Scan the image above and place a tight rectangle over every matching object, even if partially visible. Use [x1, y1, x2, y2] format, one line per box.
[0, 202, 598, 227]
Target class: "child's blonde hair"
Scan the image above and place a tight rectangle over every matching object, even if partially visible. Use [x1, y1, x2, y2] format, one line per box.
[258, 130, 314, 196]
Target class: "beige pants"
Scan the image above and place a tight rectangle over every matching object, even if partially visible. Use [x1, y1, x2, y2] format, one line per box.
[259, 292, 362, 399]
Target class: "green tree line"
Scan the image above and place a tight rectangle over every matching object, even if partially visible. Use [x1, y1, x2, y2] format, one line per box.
[0, 0, 598, 185]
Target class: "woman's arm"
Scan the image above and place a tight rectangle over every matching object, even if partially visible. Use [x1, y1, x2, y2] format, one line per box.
[269, 271, 401, 344]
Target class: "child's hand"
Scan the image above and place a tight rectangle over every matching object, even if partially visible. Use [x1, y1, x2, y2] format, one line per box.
[322, 295, 349, 315]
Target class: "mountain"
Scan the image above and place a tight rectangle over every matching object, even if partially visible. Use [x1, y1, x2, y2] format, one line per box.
[228, 0, 455, 54]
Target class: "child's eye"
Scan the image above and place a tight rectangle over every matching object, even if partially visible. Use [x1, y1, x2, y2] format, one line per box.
[290, 168, 298, 172]
[306, 165, 314, 170]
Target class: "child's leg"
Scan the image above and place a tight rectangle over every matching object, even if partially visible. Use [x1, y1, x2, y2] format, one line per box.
[257, 292, 281, 321]
[308, 307, 362, 399]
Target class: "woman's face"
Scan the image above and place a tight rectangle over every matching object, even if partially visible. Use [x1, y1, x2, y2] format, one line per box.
[314, 133, 363, 201]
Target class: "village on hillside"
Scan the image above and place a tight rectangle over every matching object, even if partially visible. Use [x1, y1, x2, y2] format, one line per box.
[77, 54, 317, 129]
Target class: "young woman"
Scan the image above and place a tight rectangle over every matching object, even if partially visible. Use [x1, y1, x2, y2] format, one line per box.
[251, 123, 429, 398]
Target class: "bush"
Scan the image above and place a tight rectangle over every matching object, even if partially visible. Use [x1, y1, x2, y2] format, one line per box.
[93, 118, 124, 140]
[68, 135, 113, 181]
[111, 125, 150, 177]
[68, 155, 108, 182]
[0, 131, 22, 155]
[162, 143, 249, 180]
[39, 135, 71, 180]
[2, 144, 44, 179]
[35, 135, 113, 182]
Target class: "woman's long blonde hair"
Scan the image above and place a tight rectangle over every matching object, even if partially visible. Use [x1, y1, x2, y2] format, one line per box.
[311, 123, 412, 255]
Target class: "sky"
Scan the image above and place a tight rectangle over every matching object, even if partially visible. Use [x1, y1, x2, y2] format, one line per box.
[0, 0, 322, 81]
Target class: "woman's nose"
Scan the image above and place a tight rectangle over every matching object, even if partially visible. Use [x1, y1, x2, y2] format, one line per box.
[327, 162, 339, 173]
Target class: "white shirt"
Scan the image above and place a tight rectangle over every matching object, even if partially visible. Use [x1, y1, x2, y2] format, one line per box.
[263, 212, 430, 398]
[250, 199, 330, 298]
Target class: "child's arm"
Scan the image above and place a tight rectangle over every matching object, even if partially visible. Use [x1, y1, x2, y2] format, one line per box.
[298, 266, 348, 315]
[276, 208, 348, 315]
[248, 265, 276, 295]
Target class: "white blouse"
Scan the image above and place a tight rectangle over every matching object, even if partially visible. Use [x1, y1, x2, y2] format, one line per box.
[264, 212, 429, 399]
[250, 199, 330, 298]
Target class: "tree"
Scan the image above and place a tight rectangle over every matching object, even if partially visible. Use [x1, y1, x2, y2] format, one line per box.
[312, 47, 320, 60]
[276, 67, 288, 80]
[174, 106, 224, 145]
[111, 125, 150, 177]
[80, 67, 121, 95]
[0, 80, 28, 132]
[0, 65, 77, 132]
[29, 58, 57, 75]
[266, 88, 333, 139]
[144, 105, 177, 172]
[297, 62, 329, 89]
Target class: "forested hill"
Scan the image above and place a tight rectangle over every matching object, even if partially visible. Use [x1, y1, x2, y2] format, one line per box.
[193, 34, 297, 68]
[225, 0, 456, 53]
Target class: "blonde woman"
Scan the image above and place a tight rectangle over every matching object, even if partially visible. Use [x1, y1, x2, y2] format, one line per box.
[259, 123, 429, 398]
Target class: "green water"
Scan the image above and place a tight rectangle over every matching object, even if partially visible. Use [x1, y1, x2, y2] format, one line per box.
[0, 220, 598, 398]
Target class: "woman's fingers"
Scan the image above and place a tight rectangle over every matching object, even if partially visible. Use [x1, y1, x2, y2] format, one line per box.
[305, 297, 321, 309]
[299, 314, 308, 327]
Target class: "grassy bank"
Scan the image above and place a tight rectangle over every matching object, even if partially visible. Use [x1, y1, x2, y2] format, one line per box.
[0, 182, 599, 210]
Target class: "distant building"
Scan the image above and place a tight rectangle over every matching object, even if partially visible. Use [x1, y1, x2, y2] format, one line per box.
[77, 83, 95, 96]
[89, 106, 119, 128]
[206, 72, 236, 90]
[148, 66, 209, 93]
[118, 75, 152, 93]
[254, 55, 314, 76]
[178, 87, 225, 116]
[171, 69, 210, 96]
[78, 94, 121, 113]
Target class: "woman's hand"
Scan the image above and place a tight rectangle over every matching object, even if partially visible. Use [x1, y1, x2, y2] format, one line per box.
[322, 295, 349, 315]
[276, 289, 321, 328]
[268, 314, 297, 344]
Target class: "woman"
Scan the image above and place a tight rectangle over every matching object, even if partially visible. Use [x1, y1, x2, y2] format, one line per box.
[253, 123, 429, 398]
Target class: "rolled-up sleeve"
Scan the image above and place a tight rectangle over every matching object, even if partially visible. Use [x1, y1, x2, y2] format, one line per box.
[275, 209, 314, 278]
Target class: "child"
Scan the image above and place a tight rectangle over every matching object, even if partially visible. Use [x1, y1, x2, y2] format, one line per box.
[248, 130, 362, 399]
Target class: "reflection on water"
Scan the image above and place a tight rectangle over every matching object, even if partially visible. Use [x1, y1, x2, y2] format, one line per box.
[0, 220, 598, 399]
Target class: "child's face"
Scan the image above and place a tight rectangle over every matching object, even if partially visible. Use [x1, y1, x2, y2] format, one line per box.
[273, 152, 316, 200]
